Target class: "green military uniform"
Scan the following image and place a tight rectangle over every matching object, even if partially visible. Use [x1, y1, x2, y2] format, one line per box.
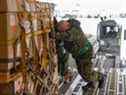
[56, 41, 69, 79]
[56, 19, 100, 82]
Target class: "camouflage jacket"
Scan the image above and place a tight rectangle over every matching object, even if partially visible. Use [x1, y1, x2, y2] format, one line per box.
[56, 23, 92, 59]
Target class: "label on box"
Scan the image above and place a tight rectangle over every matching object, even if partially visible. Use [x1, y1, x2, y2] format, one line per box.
[10, 14, 17, 32]
[10, 14, 16, 26]
[32, 19, 37, 31]
[20, 20, 31, 33]
[24, 0, 31, 12]
[14, 76, 23, 94]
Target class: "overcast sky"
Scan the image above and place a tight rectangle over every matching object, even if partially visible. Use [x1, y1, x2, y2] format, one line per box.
[37, 0, 126, 36]
[37, 0, 126, 15]
[61, 0, 125, 10]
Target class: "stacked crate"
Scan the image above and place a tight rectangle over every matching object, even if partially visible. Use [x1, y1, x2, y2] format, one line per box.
[0, 0, 23, 95]
[0, 0, 58, 95]
[0, 0, 21, 81]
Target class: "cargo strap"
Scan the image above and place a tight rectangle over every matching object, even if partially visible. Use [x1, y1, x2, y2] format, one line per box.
[0, 57, 21, 63]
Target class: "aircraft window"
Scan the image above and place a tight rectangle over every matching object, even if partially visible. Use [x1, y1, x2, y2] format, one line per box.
[103, 26, 118, 38]
[124, 30, 126, 40]
[106, 27, 110, 33]
[114, 26, 118, 32]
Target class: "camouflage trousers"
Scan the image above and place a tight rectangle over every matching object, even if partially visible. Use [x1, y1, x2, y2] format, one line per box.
[76, 52, 100, 82]
[76, 56, 103, 95]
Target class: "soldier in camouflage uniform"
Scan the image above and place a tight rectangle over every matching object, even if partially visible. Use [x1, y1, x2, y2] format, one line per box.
[56, 41, 69, 81]
[56, 19, 101, 89]
[53, 17, 71, 82]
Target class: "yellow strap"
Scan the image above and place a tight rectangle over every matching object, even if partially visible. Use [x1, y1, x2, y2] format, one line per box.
[0, 29, 51, 45]
[0, 37, 19, 45]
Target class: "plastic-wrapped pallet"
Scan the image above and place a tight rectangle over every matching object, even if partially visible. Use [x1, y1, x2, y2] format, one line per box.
[16, 0, 58, 95]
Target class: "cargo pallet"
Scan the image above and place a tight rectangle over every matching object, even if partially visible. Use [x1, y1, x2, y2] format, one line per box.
[0, 0, 58, 95]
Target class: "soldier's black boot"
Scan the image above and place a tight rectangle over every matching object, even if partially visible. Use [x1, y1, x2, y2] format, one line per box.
[82, 81, 95, 95]
[82, 86, 88, 95]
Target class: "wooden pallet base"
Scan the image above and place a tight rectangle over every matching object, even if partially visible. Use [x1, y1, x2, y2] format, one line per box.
[0, 72, 23, 95]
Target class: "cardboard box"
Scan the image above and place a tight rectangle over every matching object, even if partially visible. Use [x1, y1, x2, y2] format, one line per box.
[0, 44, 21, 72]
[0, 13, 20, 45]
[0, 73, 23, 94]
[0, 12, 21, 73]
[0, 0, 18, 12]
